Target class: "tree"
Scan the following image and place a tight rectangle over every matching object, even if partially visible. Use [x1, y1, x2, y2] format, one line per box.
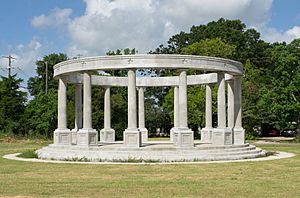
[24, 53, 69, 137]
[154, 18, 270, 67]
[181, 38, 236, 58]
[0, 75, 27, 135]
[258, 40, 300, 131]
[28, 53, 68, 97]
[23, 89, 57, 138]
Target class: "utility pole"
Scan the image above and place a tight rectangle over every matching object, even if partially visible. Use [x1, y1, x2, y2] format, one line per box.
[2, 55, 16, 77]
[45, 61, 48, 94]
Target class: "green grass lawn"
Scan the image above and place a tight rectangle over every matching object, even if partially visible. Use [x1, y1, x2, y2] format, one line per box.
[0, 139, 300, 198]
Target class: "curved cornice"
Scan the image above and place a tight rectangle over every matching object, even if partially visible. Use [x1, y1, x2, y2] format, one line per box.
[54, 54, 243, 78]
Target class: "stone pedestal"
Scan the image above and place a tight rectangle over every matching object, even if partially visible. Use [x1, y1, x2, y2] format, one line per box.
[200, 127, 213, 143]
[212, 128, 233, 145]
[173, 128, 194, 148]
[71, 129, 78, 145]
[234, 128, 245, 145]
[123, 129, 142, 148]
[77, 129, 98, 146]
[139, 128, 148, 142]
[170, 128, 176, 142]
[100, 128, 115, 143]
[54, 129, 72, 145]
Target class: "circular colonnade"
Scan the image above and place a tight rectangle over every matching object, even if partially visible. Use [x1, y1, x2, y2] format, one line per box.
[38, 55, 265, 162]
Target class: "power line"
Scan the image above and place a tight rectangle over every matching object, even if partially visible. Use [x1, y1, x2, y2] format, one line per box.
[2, 55, 16, 77]
[16, 67, 31, 78]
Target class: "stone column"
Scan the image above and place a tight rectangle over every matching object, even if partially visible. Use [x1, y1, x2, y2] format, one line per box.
[212, 73, 232, 145]
[227, 80, 235, 128]
[54, 77, 71, 145]
[200, 84, 213, 143]
[173, 70, 193, 147]
[74, 84, 83, 130]
[71, 84, 83, 145]
[170, 86, 179, 142]
[179, 70, 188, 128]
[83, 72, 92, 129]
[100, 87, 115, 142]
[138, 87, 148, 142]
[124, 69, 141, 147]
[233, 76, 245, 144]
[77, 72, 98, 146]
[57, 78, 67, 130]
[217, 73, 226, 128]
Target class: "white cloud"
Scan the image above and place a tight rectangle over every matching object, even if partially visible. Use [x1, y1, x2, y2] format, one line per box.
[0, 39, 44, 81]
[31, 8, 72, 29]
[261, 26, 300, 43]
[31, 0, 286, 56]
[66, 0, 274, 56]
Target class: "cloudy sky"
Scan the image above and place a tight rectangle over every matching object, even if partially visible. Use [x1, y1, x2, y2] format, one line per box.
[0, 0, 300, 82]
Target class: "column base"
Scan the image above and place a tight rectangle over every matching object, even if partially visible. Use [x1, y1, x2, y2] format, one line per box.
[173, 128, 194, 148]
[212, 128, 233, 145]
[170, 127, 177, 142]
[200, 127, 213, 143]
[54, 129, 72, 145]
[139, 128, 148, 142]
[71, 129, 78, 145]
[77, 128, 98, 146]
[233, 128, 245, 145]
[100, 128, 115, 143]
[123, 128, 142, 148]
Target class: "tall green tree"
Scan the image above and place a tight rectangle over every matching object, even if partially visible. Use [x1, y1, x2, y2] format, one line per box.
[257, 40, 300, 131]
[23, 89, 57, 138]
[0, 75, 27, 135]
[24, 53, 69, 137]
[28, 53, 68, 96]
[181, 38, 236, 58]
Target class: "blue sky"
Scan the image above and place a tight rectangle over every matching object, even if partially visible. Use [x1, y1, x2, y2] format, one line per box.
[0, 0, 300, 84]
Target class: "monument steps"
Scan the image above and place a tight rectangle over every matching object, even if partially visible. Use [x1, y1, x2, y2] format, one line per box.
[37, 143, 266, 162]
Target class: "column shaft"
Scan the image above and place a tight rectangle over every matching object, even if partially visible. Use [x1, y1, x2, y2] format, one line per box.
[83, 72, 92, 129]
[174, 86, 179, 128]
[179, 70, 188, 128]
[127, 69, 137, 129]
[57, 78, 67, 129]
[138, 87, 145, 129]
[217, 73, 226, 128]
[74, 84, 83, 130]
[234, 77, 242, 128]
[104, 87, 111, 129]
[205, 84, 212, 128]
[227, 81, 235, 128]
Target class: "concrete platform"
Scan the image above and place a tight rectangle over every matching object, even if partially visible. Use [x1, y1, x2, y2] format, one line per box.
[37, 141, 266, 162]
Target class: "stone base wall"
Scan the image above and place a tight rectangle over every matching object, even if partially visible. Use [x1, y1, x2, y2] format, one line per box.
[100, 128, 115, 143]
[54, 129, 72, 146]
[77, 129, 98, 146]
[173, 128, 194, 148]
[200, 128, 213, 143]
[212, 128, 233, 145]
[123, 129, 142, 148]
[234, 128, 245, 145]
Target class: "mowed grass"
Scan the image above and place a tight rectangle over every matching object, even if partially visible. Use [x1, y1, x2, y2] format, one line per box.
[0, 139, 300, 198]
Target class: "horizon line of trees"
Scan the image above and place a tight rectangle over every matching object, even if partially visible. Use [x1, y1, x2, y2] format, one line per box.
[0, 18, 299, 139]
